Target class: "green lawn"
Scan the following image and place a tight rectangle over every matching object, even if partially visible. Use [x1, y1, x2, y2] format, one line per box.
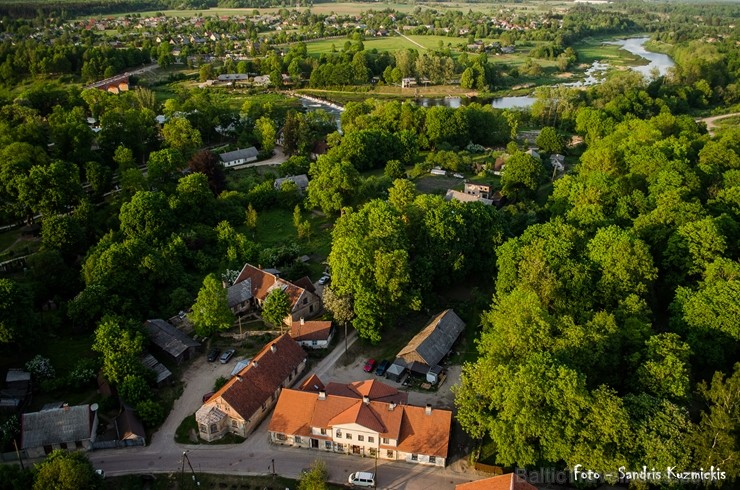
[0, 228, 21, 253]
[37, 335, 97, 377]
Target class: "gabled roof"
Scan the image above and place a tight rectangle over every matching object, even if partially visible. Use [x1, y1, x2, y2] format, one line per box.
[116, 408, 145, 441]
[21, 405, 92, 449]
[292, 276, 316, 294]
[398, 309, 465, 367]
[329, 401, 387, 433]
[456, 474, 537, 490]
[233, 264, 314, 312]
[219, 147, 258, 162]
[269, 387, 451, 458]
[144, 319, 201, 358]
[226, 279, 252, 308]
[290, 320, 333, 342]
[298, 374, 325, 392]
[205, 334, 306, 421]
[324, 379, 408, 405]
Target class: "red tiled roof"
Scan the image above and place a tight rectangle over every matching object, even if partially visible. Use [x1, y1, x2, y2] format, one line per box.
[293, 276, 316, 294]
[456, 474, 537, 490]
[233, 264, 305, 310]
[290, 320, 333, 342]
[325, 379, 408, 405]
[269, 386, 451, 458]
[298, 374, 325, 392]
[210, 334, 306, 421]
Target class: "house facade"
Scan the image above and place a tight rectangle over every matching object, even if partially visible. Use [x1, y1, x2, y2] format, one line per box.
[269, 378, 451, 467]
[196, 334, 307, 442]
[290, 319, 334, 349]
[219, 147, 258, 167]
[226, 263, 322, 324]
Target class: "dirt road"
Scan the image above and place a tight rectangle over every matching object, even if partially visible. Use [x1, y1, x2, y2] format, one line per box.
[697, 112, 740, 136]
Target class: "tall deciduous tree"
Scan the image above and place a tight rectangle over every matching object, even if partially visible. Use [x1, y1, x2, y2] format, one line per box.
[307, 155, 360, 215]
[261, 287, 291, 329]
[188, 150, 226, 195]
[0, 279, 33, 346]
[500, 151, 545, 199]
[255, 116, 277, 154]
[162, 117, 202, 158]
[191, 274, 235, 337]
[92, 316, 144, 385]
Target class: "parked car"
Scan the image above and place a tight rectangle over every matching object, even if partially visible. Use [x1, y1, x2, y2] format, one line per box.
[202, 391, 215, 403]
[207, 348, 221, 362]
[375, 359, 390, 376]
[219, 348, 236, 364]
[363, 359, 376, 372]
[348, 472, 375, 487]
[318, 275, 331, 285]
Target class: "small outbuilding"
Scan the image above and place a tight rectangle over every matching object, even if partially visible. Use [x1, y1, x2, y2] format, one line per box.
[144, 319, 201, 364]
[219, 147, 259, 167]
[21, 404, 99, 458]
[385, 359, 407, 383]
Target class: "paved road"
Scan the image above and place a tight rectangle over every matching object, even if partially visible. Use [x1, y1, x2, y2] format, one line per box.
[88, 331, 479, 488]
[231, 146, 288, 170]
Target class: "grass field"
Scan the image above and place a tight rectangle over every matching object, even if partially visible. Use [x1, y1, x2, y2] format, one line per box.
[572, 36, 647, 66]
[305, 36, 420, 56]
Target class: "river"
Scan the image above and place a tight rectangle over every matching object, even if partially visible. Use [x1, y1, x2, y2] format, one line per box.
[299, 37, 675, 120]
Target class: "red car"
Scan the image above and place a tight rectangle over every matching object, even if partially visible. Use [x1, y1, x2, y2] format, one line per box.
[363, 359, 376, 373]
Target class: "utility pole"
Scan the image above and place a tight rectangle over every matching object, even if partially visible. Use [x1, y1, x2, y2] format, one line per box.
[271, 458, 276, 478]
[13, 439, 24, 470]
[182, 450, 200, 487]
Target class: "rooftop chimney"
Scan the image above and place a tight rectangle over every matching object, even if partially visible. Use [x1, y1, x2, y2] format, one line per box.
[388, 402, 396, 411]
[318, 390, 326, 400]
[300, 317, 305, 325]
[236, 375, 243, 382]
[363, 396, 370, 405]
[270, 344, 276, 353]
[425, 404, 432, 415]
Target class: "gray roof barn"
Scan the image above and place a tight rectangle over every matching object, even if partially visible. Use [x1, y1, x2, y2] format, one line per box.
[144, 319, 201, 363]
[21, 404, 95, 450]
[397, 309, 465, 368]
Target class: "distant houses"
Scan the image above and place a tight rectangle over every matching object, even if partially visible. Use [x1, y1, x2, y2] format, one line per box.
[195, 334, 307, 442]
[219, 147, 259, 167]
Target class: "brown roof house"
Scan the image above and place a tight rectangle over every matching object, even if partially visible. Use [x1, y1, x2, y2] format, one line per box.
[456, 473, 537, 490]
[21, 404, 99, 458]
[398, 309, 465, 372]
[269, 376, 452, 466]
[196, 334, 307, 442]
[290, 318, 334, 349]
[225, 263, 322, 324]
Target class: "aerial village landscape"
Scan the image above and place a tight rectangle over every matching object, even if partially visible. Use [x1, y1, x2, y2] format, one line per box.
[0, 0, 738, 488]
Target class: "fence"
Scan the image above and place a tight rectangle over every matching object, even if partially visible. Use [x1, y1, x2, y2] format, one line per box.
[92, 438, 145, 450]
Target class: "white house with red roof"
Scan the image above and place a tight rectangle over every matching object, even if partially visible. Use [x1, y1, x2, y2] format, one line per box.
[268, 376, 451, 466]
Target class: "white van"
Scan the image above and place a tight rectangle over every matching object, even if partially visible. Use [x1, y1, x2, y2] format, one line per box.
[348, 471, 376, 487]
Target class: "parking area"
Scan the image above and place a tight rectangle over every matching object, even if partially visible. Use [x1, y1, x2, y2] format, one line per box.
[316, 352, 461, 411]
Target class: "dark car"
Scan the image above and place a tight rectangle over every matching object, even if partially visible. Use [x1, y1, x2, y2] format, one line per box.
[375, 359, 390, 376]
[363, 359, 376, 373]
[219, 348, 236, 364]
[207, 348, 221, 362]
